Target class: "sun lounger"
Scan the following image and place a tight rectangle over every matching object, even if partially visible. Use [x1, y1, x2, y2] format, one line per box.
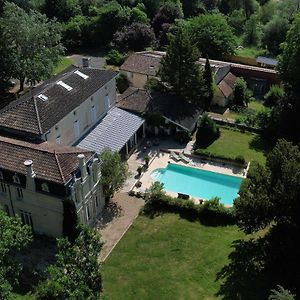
[179, 152, 191, 163]
[170, 151, 181, 161]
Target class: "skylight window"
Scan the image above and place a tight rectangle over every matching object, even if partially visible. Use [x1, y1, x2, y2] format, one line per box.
[57, 80, 73, 91]
[74, 70, 89, 79]
[38, 94, 48, 101]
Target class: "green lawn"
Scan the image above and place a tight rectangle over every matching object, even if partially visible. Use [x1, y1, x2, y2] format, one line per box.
[225, 100, 265, 120]
[201, 127, 271, 165]
[53, 56, 73, 75]
[102, 214, 245, 300]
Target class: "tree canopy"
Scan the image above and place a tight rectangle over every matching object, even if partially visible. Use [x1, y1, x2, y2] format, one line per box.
[185, 14, 237, 59]
[0, 211, 33, 299]
[35, 226, 103, 299]
[160, 26, 205, 104]
[0, 2, 63, 91]
[99, 148, 128, 201]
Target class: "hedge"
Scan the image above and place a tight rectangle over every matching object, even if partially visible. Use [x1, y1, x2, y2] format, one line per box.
[143, 194, 236, 226]
[194, 149, 246, 166]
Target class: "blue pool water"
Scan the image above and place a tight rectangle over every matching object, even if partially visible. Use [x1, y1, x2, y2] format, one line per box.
[151, 163, 243, 205]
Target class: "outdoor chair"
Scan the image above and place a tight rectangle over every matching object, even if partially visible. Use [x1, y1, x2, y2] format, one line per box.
[170, 151, 181, 161]
[179, 152, 191, 164]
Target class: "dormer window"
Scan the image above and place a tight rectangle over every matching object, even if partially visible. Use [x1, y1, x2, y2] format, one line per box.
[13, 174, 20, 184]
[41, 182, 49, 193]
[0, 170, 3, 180]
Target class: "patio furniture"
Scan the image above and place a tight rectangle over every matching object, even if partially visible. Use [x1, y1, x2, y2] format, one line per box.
[179, 152, 191, 164]
[170, 151, 181, 161]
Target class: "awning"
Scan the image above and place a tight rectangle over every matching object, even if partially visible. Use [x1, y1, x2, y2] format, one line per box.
[77, 107, 144, 153]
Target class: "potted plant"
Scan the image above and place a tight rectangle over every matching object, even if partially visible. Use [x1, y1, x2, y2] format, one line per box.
[144, 155, 150, 166]
[137, 166, 143, 176]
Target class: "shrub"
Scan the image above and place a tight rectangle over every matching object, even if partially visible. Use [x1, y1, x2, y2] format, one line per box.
[143, 184, 236, 225]
[233, 77, 252, 107]
[264, 85, 285, 107]
[195, 113, 220, 147]
[137, 166, 143, 176]
[116, 73, 129, 94]
[106, 49, 125, 66]
[194, 149, 247, 166]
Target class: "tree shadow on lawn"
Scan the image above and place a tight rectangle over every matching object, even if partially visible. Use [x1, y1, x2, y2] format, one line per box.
[216, 224, 299, 300]
[248, 135, 275, 156]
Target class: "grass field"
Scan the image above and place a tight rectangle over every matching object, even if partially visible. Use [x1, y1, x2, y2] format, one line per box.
[201, 127, 272, 165]
[53, 56, 73, 75]
[102, 214, 245, 300]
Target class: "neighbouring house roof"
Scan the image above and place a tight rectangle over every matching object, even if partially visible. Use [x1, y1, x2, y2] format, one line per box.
[0, 136, 93, 184]
[120, 51, 164, 76]
[256, 56, 278, 67]
[217, 72, 237, 99]
[77, 107, 145, 153]
[0, 66, 117, 136]
[117, 88, 201, 132]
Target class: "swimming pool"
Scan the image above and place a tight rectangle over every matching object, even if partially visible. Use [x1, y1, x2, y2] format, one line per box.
[151, 163, 243, 205]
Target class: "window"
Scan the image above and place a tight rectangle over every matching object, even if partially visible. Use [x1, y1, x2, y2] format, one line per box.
[95, 195, 99, 207]
[74, 120, 80, 138]
[41, 182, 49, 192]
[13, 174, 20, 184]
[16, 187, 23, 199]
[91, 106, 96, 123]
[56, 136, 61, 144]
[20, 210, 33, 229]
[1, 183, 7, 193]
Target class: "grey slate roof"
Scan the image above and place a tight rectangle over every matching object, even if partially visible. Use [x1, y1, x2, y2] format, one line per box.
[0, 66, 118, 136]
[77, 107, 144, 153]
[256, 56, 278, 67]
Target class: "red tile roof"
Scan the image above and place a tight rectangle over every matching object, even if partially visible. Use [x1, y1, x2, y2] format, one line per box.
[0, 136, 93, 184]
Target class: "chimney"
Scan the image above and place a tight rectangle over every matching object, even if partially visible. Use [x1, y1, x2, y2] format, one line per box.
[78, 154, 87, 179]
[82, 57, 90, 68]
[24, 160, 36, 191]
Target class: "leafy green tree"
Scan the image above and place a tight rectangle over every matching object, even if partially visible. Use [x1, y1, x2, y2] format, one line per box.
[269, 285, 295, 300]
[195, 113, 220, 147]
[99, 148, 128, 201]
[262, 17, 290, 55]
[203, 57, 214, 110]
[35, 226, 103, 300]
[264, 85, 285, 107]
[277, 13, 300, 143]
[160, 26, 205, 104]
[0, 2, 63, 91]
[235, 139, 300, 233]
[278, 13, 300, 92]
[243, 14, 262, 46]
[186, 14, 237, 59]
[244, 0, 258, 19]
[181, 0, 205, 17]
[91, 2, 130, 47]
[63, 15, 88, 51]
[43, 0, 81, 22]
[228, 9, 246, 35]
[130, 5, 149, 24]
[0, 211, 33, 299]
[152, 3, 183, 36]
[112, 22, 155, 52]
[233, 77, 251, 106]
[106, 49, 125, 66]
[116, 73, 129, 93]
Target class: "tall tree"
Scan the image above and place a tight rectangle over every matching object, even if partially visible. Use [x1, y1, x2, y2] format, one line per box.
[99, 148, 128, 202]
[152, 3, 183, 36]
[160, 26, 205, 104]
[203, 57, 214, 110]
[277, 13, 300, 143]
[186, 14, 237, 59]
[0, 2, 63, 91]
[35, 226, 103, 299]
[0, 211, 33, 299]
